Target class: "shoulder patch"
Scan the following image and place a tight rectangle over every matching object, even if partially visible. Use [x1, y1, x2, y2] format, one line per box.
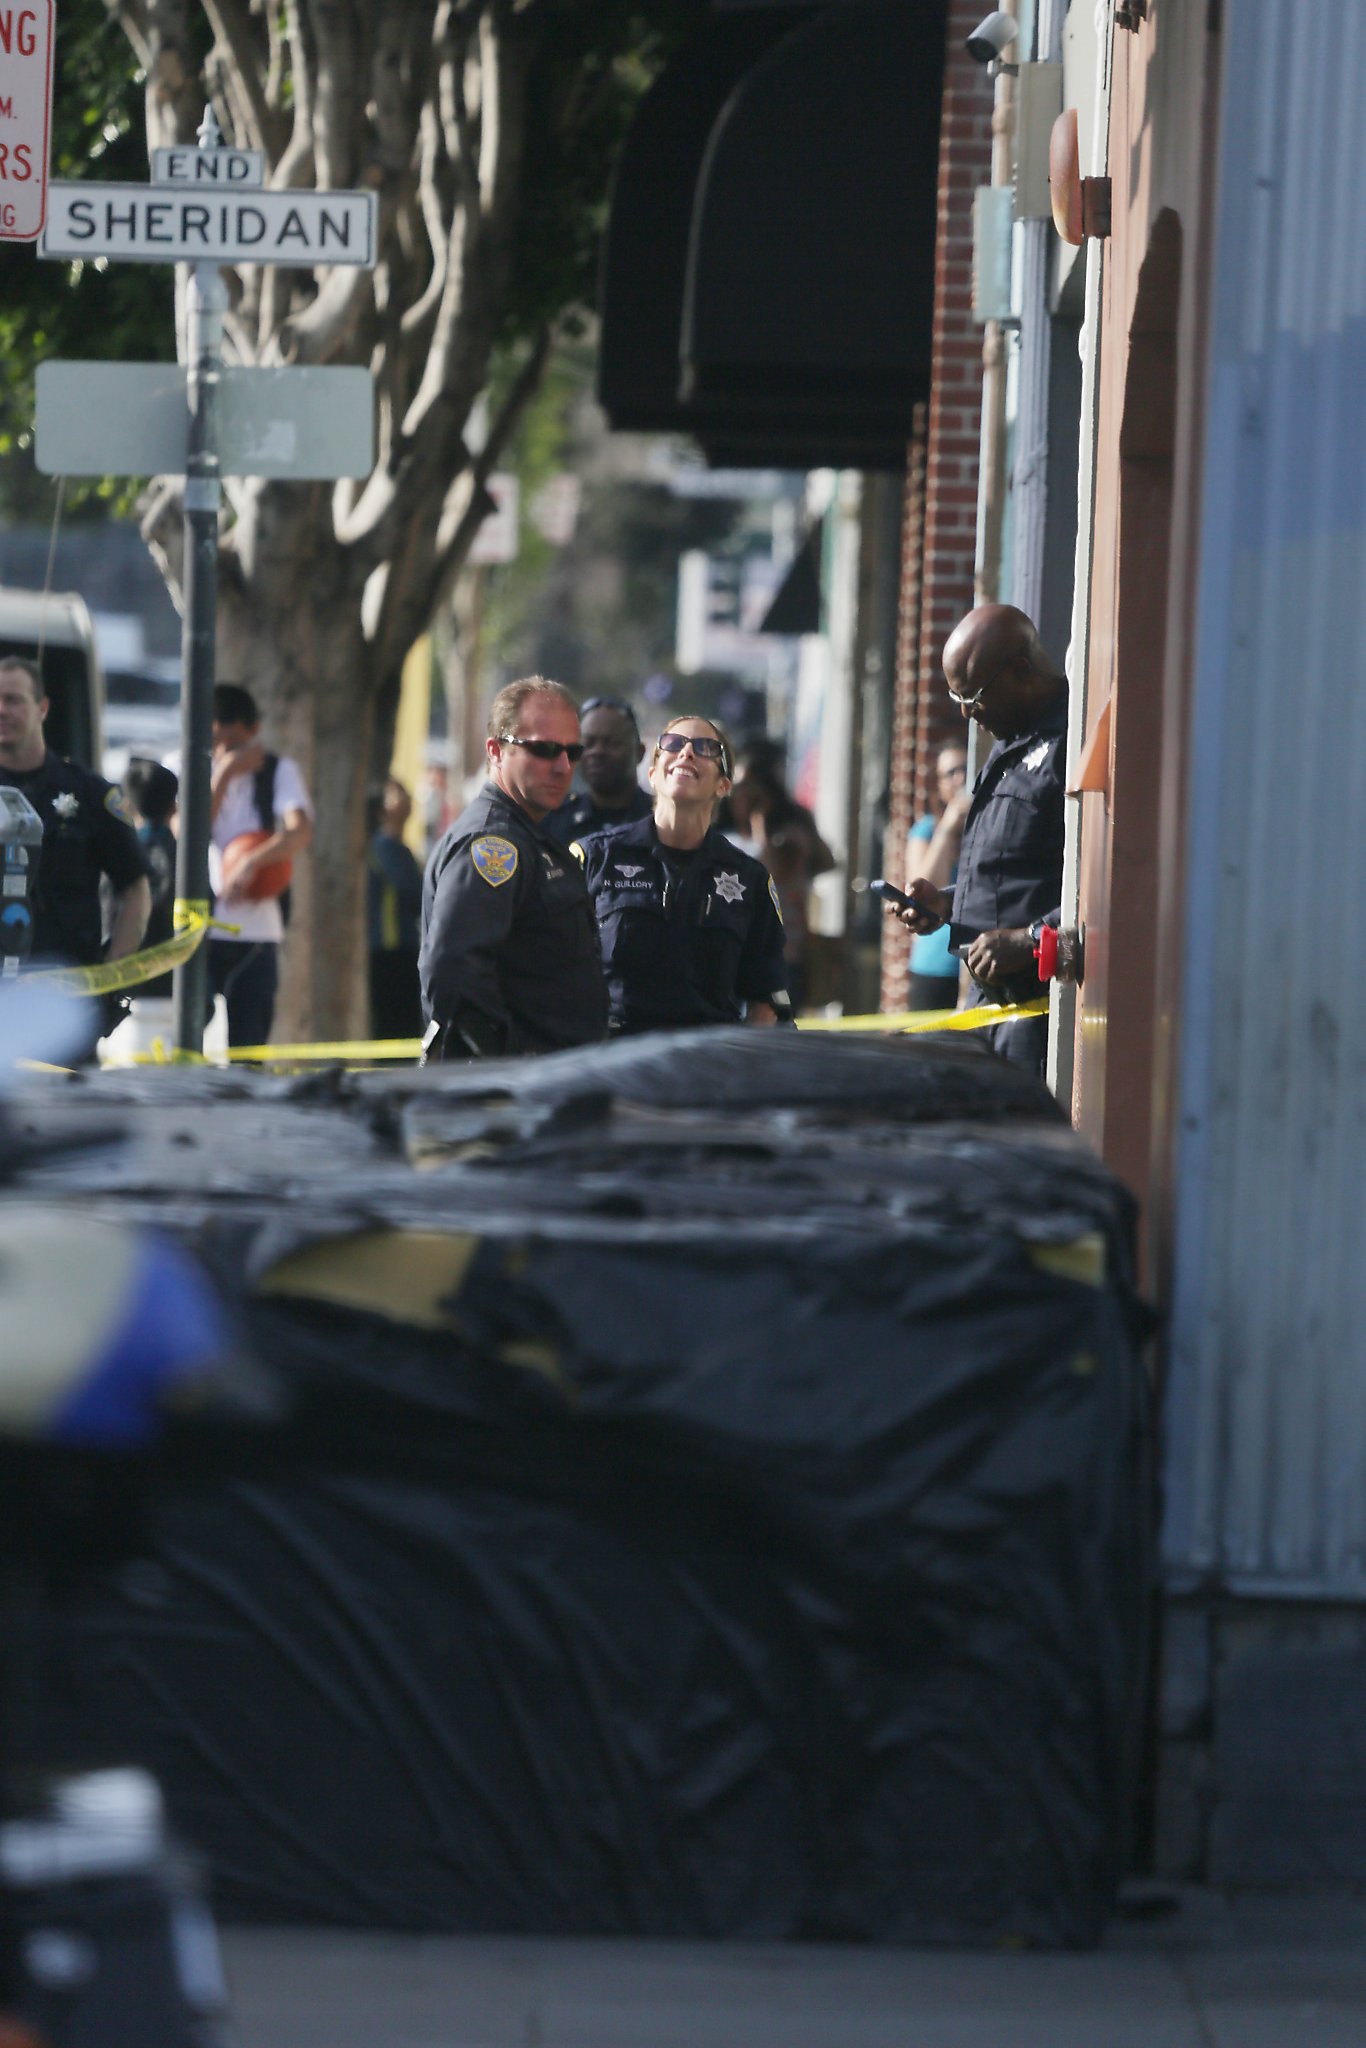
[104, 787, 131, 823]
[568, 840, 586, 866]
[470, 835, 519, 887]
[768, 874, 784, 923]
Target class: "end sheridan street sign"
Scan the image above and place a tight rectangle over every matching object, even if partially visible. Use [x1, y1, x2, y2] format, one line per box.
[40, 182, 378, 266]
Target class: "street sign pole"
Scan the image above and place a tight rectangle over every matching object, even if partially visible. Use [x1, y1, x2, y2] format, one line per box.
[172, 116, 228, 1053]
[37, 116, 377, 1055]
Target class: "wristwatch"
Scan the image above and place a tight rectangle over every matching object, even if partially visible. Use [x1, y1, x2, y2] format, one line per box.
[1028, 918, 1046, 948]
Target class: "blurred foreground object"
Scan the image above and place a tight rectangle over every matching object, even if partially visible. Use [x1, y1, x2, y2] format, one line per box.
[4, 1032, 1153, 1948]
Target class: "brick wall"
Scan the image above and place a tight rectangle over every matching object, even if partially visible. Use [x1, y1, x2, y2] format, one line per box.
[880, 0, 993, 1008]
[880, 408, 926, 1002]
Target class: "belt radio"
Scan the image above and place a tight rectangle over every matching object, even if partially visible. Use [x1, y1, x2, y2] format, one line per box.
[0, 785, 43, 974]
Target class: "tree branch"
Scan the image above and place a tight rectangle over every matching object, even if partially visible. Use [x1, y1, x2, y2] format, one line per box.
[105, 0, 153, 72]
[278, 0, 318, 181]
[129, 0, 203, 150]
[137, 477, 186, 611]
[264, 0, 286, 111]
[369, 4, 428, 181]
[307, 0, 361, 190]
[331, 14, 533, 576]
[400, 98, 453, 346]
[270, 263, 376, 366]
[372, 321, 552, 681]
[201, 0, 275, 155]
[434, 4, 480, 218]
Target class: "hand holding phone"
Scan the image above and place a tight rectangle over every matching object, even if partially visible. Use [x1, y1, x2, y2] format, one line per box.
[871, 876, 949, 934]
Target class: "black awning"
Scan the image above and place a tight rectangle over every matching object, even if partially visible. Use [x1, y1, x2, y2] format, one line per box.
[598, 1, 947, 469]
[597, 8, 817, 434]
[759, 522, 823, 634]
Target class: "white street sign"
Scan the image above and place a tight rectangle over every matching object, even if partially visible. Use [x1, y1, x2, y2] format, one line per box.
[36, 361, 375, 479]
[40, 182, 377, 267]
[151, 146, 265, 188]
[0, 0, 55, 242]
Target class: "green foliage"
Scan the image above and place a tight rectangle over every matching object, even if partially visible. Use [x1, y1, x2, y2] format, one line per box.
[0, 0, 688, 521]
[0, 0, 179, 517]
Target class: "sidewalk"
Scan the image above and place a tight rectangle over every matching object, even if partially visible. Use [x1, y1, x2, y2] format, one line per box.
[221, 1889, 1366, 2047]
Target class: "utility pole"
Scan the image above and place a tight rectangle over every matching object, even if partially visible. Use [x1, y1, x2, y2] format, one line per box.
[975, 2, 1017, 606]
[171, 106, 228, 1054]
[38, 113, 375, 1055]
[1012, 0, 1065, 624]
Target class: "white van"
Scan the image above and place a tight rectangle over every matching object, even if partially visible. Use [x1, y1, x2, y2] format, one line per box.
[0, 587, 104, 767]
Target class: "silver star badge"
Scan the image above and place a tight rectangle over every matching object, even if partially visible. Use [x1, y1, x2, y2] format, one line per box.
[714, 872, 745, 904]
[52, 792, 79, 819]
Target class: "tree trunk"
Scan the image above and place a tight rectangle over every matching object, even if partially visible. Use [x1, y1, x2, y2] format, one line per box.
[216, 487, 376, 1042]
[105, 0, 647, 1041]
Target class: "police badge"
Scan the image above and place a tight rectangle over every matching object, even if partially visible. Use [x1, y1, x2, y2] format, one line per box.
[470, 835, 519, 887]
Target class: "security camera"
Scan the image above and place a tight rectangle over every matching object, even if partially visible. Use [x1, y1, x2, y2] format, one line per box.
[965, 11, 1019, 67]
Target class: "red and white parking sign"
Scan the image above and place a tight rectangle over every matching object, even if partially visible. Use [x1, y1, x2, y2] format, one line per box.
[0, 1, 54, 242]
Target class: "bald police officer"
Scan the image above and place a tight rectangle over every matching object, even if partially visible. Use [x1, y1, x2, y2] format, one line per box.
[889, 605, 1066, 1076]
[418, 677, 608, 1060]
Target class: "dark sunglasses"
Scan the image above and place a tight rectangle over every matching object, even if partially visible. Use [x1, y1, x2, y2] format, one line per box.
[498, 735, 585, 763]
[657, 731, 727, 767]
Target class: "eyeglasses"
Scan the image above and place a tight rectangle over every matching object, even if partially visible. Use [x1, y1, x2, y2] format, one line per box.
[657, 731, 727, 767]
[498, 736, 585, 763]
[946, 678, 992, 715]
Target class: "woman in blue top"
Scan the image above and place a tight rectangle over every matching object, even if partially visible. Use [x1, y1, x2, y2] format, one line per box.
[905, 741, 969, 1010]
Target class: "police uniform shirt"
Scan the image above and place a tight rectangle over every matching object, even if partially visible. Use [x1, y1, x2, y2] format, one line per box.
[7, 750, 149, 966]
[577, 817, 790, 1033]
[419, 782, 608, 1053]
[543, 783, 652, 848]
[951, 692, 1067, 998]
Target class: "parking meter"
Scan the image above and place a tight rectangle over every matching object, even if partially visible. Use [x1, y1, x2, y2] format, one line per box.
[0, 787, 42, 976]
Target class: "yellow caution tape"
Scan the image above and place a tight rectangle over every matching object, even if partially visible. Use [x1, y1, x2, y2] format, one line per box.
[111, 1035, 425, 1067]
[108, 996, 1049, 1067]
[798, 997, 1049, 1034]
[204, 1037, 421, 1064]
[25, 908, 217, 999]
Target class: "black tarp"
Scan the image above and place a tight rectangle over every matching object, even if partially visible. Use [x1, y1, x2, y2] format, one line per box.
[8, 1032, 1153, 1946]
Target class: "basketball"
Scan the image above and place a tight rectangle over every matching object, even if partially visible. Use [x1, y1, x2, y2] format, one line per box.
[221, 830, 292, 902]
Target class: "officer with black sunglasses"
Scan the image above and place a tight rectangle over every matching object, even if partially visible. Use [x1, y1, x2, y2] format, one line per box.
[418, 677, 608, 1059]
[543, 696, 652, 846]
[573, 715, 793, 1034]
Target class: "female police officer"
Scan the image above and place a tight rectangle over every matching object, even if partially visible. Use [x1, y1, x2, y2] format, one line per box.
[574, 715, 793, 1033]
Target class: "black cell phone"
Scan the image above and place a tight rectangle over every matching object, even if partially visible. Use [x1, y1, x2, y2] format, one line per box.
[870, 878, 913, 910]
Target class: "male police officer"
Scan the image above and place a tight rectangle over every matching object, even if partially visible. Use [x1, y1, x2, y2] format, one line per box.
[543, 695, 651, 846]
[890, 605, 1065, 1075]
[0, 656, 150, 995]
[419, 677, 608, 1059]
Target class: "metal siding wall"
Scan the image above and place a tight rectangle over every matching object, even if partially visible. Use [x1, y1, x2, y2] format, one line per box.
[1165, 0, 1366, 1596]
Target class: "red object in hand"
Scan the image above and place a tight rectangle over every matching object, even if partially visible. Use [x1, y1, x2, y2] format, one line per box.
[1034, 923, 1059, 982]
[222, 830, 292, 902]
